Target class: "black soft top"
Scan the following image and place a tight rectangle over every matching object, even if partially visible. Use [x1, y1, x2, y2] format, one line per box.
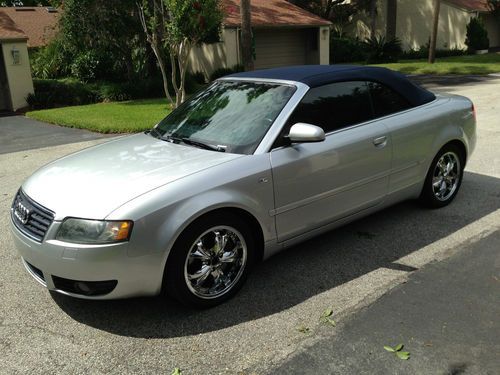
[227, 65, 435, 107]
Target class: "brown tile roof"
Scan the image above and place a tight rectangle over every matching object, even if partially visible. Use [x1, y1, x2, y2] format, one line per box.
[445, 0, 490, 12]
[0, 7, 59, 47]
[0, 1, 329, 47]
[0, 11, 27, 41]
[223, 0, 331, 27]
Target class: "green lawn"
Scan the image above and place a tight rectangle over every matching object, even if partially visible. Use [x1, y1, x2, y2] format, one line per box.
[372, 52, 500, 75]
[26, 98, 171, 133]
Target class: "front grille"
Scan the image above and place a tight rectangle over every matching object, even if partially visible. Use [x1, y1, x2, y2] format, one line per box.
[11, 190, 55, 242]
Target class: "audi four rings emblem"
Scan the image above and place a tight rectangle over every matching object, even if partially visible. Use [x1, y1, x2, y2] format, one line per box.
[14, 201, 31, 224]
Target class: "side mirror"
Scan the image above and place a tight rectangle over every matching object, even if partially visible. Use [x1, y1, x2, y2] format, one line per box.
[287, 123, 325, 143]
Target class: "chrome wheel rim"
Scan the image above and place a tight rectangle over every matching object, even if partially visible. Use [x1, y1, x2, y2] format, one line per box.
[184, 226, 247, 299]
[432, 151, 461, 201]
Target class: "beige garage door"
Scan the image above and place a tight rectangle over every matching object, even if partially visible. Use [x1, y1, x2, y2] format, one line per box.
[253, 28, 307, 69]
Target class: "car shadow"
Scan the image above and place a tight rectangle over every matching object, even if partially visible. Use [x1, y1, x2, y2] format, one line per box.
[51, 171, 500, 338]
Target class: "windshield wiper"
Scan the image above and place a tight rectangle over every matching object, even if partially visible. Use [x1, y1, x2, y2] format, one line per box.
[159, 133, 225, 152]
[148, 127, 161, 139]
[160, 134, 182, 143]
[181, 138, 226, 152]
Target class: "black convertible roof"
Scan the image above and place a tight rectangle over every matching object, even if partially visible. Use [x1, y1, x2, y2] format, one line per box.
[228, 65, 435, 106]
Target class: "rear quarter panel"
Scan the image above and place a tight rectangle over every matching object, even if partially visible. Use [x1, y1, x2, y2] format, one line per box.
[384, 93, 475, 196]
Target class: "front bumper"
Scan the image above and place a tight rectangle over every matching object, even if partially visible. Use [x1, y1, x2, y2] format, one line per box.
[10, 216, 165, 300]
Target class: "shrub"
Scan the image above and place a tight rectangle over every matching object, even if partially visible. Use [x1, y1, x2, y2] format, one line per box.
[209, 65, 244, 81]
[27, 79, 99, 109]
[364, 36, 402, 63]
[400, 46, 467, 60]
[30, 38, 72, 79]
[27, 78, 167, 109]
[190, 71, 207, 85]
[465, 17, 489, 51]
[330, 37, 366, 63]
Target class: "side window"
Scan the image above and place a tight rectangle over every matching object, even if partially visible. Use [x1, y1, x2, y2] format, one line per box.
[367, 81, 412, 117]
[287, 81, 373, 134]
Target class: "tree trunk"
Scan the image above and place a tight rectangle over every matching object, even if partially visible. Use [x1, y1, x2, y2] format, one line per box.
[386, 0, 397, 40]
[151, 43, 174, 105]
[241, 0, 254, 71]
[369, 0, 377, 38]
[428, 0, 441, 63]
[137, 2, 173, 105]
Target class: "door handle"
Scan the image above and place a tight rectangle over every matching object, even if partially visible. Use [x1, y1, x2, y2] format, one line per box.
[373, 136, 388, 148]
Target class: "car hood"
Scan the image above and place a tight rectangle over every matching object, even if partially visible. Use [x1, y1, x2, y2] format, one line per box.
[22, 133, 241, 220]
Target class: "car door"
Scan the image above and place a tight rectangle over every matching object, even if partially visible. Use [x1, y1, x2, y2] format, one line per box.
[270, 81, 392, 242]
[365, 81, 433, 194]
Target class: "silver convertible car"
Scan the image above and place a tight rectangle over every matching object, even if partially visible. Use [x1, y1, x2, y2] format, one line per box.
[10, 65, 476, 307]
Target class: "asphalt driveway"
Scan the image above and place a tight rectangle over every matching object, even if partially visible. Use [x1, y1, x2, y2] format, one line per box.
[273, 231, 500, 375]
[0, 76, 499, 374]
[0, 116, 111, 155]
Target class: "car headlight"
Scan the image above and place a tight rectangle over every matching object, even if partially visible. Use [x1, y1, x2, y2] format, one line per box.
[56, 218, 133, 244]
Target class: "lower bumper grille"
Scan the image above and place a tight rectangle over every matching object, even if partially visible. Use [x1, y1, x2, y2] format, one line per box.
[25, 260, 45, 282]
[52, 276, 117, 296]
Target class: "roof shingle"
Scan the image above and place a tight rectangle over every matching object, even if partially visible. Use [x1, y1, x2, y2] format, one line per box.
[0, 11, 27, 41]
[223, 0, 331, 27]
[0, 7, 59, 47]
[445, 0, 490, 12]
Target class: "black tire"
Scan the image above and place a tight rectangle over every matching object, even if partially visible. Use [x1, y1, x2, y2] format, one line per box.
[164, 212, 255, 308]
[419, 143, 465, 208]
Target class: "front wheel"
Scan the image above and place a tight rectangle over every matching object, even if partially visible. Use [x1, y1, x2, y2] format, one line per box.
[419, 144, 465, 208]
[164, 212, 255, 308]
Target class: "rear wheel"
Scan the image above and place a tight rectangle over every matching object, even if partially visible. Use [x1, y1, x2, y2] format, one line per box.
[419, 144, 465, 208]
[164, 212, 255, 308]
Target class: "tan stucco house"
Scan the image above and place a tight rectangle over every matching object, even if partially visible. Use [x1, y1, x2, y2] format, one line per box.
[189, 0, 331, 77]
[0, 11, 34, 111]
[0, 7, 58, 111]
[353, 0, 500, 51]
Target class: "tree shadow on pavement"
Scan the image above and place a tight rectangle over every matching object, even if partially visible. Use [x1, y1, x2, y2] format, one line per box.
[52, 171, 500, 338]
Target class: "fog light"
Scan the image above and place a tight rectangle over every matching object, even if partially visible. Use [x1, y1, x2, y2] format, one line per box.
[75, 281, 91, 294]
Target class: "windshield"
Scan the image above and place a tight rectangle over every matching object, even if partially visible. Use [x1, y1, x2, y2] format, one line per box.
[153, 80, 296, 154]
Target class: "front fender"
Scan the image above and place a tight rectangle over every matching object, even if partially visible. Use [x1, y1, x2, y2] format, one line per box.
[106, 154, 275, 259]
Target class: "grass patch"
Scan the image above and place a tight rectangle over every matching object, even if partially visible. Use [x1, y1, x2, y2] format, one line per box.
[372, 52, 500, 75]
[26, 98, 171, 133]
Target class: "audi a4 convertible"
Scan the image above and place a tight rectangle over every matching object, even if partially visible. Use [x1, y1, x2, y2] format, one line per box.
[10, 65, 476, 307]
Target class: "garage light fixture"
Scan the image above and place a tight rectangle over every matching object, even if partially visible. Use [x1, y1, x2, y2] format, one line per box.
[11, 47, 20, 65]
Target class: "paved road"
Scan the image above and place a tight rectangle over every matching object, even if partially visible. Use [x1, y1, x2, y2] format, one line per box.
[0, 77, 499, 375]
[0, 116, 111, 155]
[272, 230, 500, 375]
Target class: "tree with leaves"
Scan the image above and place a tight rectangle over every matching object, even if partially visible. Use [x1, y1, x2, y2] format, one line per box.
[1, 0, 51, 5]
[289, 0, 371, 37]
[57, 0, 142, 81]
[137, 0, 223, 107]
[488, 0, 500, 25]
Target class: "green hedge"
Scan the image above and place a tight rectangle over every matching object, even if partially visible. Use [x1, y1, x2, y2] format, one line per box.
[26, 79, 98, 109]
[400, 47, 467, 60]
[209, 65, 244, 81]
[330, 37, 366, 63]
[27, 75, 202, 109]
